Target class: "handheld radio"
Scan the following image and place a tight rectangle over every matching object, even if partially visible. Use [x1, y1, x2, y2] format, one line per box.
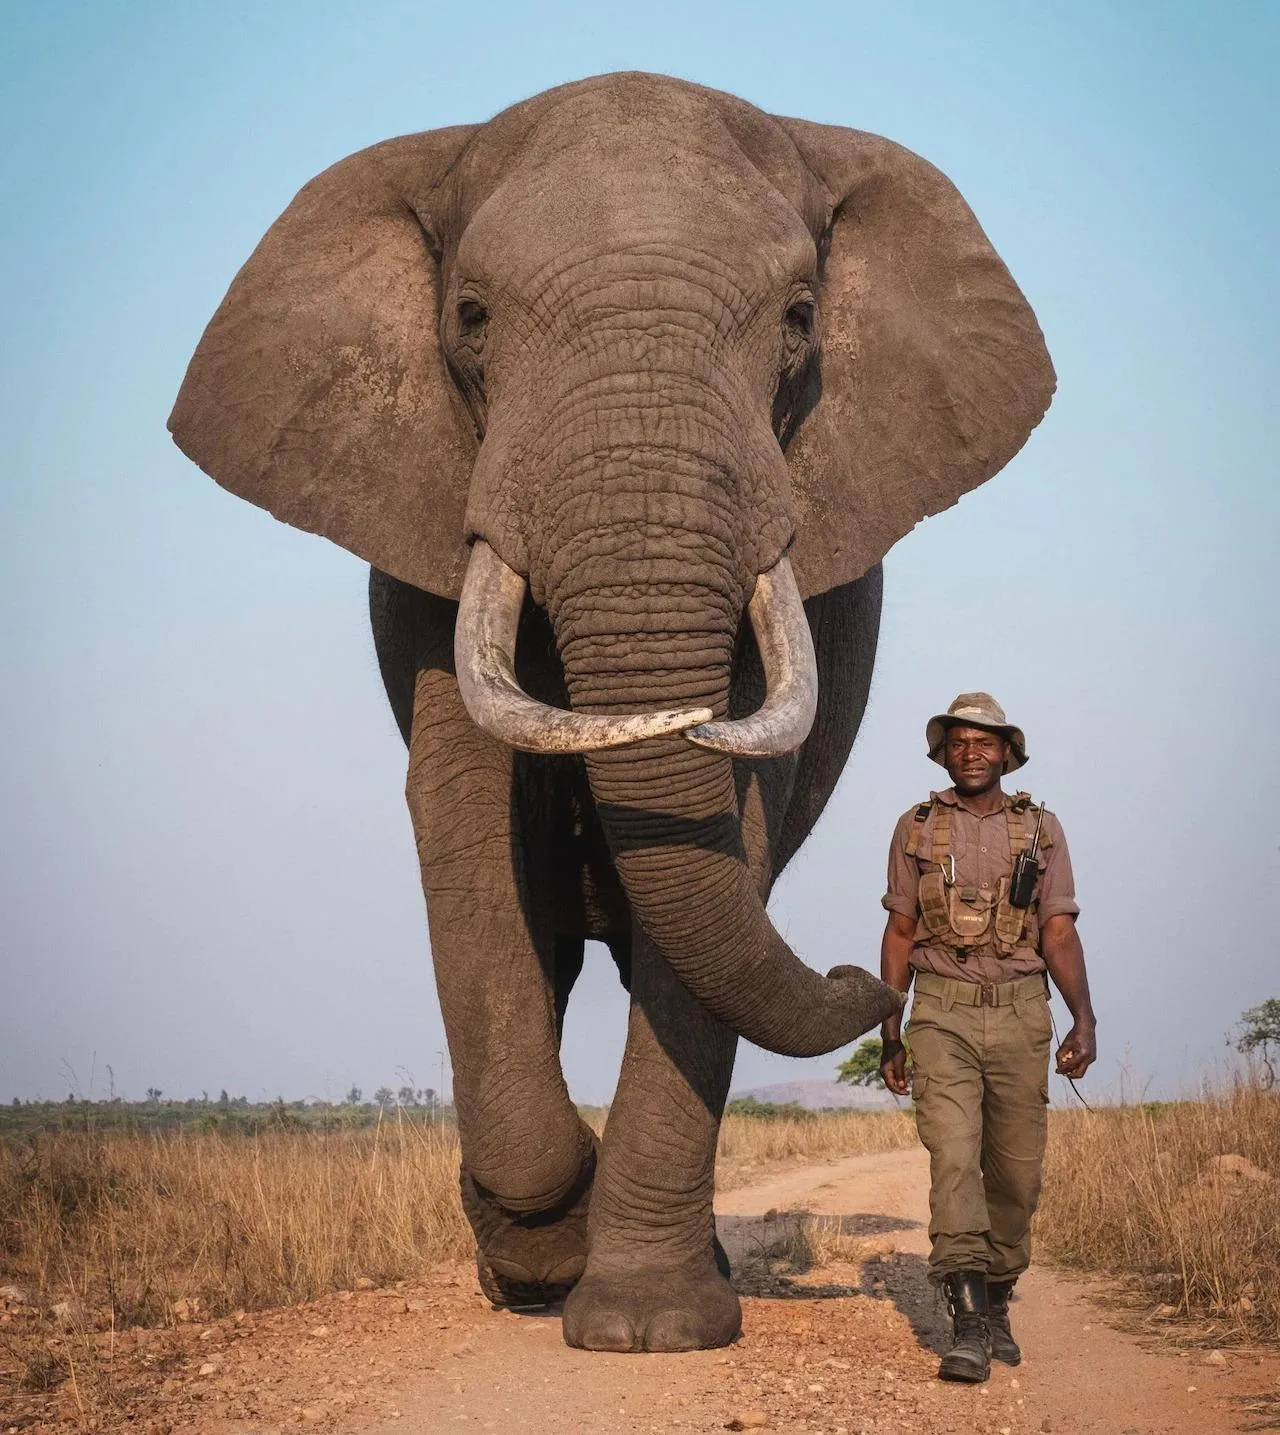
[1008, 801, 1046, 909]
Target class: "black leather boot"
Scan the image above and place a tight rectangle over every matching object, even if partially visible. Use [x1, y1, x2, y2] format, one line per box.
[938, 1271, 991, 1383]
[986, 1278, 1021, 1365]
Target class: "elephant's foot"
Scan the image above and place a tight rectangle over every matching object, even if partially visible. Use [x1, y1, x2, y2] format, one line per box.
[562, 1251, 741, 1352]
[460, 1140, 596, 1309]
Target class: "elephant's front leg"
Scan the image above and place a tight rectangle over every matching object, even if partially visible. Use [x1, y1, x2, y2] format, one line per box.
[562, 921, 739, 1351]
[407, 665, 595, 1304]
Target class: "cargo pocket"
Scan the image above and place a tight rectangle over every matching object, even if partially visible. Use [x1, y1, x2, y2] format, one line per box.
[1039, 1080, 1050, 1105]
[910, 1071, 928, 1104]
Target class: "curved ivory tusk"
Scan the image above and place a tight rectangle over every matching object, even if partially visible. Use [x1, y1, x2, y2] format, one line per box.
[454, 540, 713, 753]
[684, 556, 817, 759]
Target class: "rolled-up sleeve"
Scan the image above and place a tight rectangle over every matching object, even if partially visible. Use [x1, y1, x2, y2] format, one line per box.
[881, 810, 921, 919]
[1038, 813, 1080, 920]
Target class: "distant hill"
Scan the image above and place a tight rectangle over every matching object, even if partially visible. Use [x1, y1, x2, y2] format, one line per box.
[728, 1078, 900, 1111]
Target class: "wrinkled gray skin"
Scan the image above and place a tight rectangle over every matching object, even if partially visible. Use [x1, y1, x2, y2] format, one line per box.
[170, 73, 1053, 1352]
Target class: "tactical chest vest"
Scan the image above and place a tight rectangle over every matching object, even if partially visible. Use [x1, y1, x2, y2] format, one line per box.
[904, 793, 1052, 961]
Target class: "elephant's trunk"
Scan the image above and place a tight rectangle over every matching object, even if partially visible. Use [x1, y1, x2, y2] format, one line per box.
[581, 733, 899, 1059]
[545, 543, 901, 1059]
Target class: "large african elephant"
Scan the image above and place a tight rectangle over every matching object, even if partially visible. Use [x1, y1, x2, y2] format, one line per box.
[170, 72, 1053, 1352]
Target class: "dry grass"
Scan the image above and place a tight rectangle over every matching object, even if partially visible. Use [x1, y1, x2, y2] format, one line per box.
[717, 1107, 916, 1173]
[0, 1113, 471, 1331]
[1036, 1084, 1280, 1342]
[0, 1106, 913, 1331]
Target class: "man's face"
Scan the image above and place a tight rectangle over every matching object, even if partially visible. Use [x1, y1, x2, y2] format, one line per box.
[944, 725, 1010, 796]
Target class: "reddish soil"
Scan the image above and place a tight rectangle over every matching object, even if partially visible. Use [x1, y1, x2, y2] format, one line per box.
[5, 1147, 1278, 1434]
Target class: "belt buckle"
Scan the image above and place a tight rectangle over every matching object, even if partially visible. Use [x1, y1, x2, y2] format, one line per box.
[980, 985, 995, 1007]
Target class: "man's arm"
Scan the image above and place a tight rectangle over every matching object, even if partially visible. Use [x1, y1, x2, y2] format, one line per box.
[878, 911, 917, 1095]
[1040, 914, 1096, 1078]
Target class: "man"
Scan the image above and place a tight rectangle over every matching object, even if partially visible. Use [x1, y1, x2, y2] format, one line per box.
[878, 693, 1096, 1383]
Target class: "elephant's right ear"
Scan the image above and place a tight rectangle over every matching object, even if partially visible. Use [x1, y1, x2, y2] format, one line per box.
[169, 127, 479, 599]
[775, 118, 1056, 598]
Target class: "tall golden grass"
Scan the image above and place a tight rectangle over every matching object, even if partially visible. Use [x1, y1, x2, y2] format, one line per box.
[718, 1106, 915, 1168]
[0, 1114, 472, 1327]
[1036, 1083, 1280, 1341]
[10, 1094, 1274, 1346]
[0, 1109, 912, 1327]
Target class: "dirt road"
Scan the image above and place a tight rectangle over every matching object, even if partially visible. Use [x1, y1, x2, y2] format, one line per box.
[34, 1147, 1279, 1434]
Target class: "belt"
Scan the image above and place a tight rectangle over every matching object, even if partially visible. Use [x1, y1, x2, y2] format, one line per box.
[913, 971, 1048, 1009]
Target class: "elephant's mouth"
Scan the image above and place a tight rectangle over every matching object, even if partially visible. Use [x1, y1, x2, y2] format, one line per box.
[453, 539, 818, 758]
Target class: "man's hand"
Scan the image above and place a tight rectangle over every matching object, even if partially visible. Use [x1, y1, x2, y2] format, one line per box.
[1055, 1021, 1096, 1079]
[880, 1037, 910, 1096]
[1041, 915, 1097, 1081]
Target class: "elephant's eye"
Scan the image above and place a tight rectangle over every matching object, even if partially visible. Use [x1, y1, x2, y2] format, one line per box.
[457, 299, 488, 339]
[783, 300, 815, 343]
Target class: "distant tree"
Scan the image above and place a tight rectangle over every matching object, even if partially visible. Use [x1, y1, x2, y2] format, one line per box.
[397, 1085, 416, 1107]
[1235, 998, 1280, 1089]
[345, 1085, 363, 1105]
[146, 1087, 163, 1103]
[422, 1087, 437, 1112]
[218, 1090, 230, 1108]
[373, 1087, 394, 1107]
[723, 1096, 811, 1120]
[11, 1097, 19, 1107]
[836, 1035, 913, 1091]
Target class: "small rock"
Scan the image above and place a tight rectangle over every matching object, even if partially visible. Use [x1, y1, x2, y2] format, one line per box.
[1154, 1304, 1178, 1318]
[198, 1363, 217, 1377]
[807, 1383, 825, 1393]
[1207, 1154, 1271, 1183]
[198, 1327, 215, 1341]
[300, 1406, 325, 1423]
[1041, 1420, 1053, 1433]
[725, 1415, 769, 1431]
[51, 1299, 83, 1328]
[309, 1325, 330, 1338]
[406, 1299, 427, 1312]
[1203, 1350, 1227, 1366]
[0, 1284, 29, 1305]
[354, 1276, 376, 1291]
[1186, 1385, 1197, 1393]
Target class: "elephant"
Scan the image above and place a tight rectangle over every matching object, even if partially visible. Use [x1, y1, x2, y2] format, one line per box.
[169, 72, 1053, 1353]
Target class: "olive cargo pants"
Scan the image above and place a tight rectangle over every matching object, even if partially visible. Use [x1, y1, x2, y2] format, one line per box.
[907, 971, 1052, 1281]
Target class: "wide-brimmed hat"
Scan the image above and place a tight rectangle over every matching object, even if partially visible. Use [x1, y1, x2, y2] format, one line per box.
[926, 692, 1028, 772]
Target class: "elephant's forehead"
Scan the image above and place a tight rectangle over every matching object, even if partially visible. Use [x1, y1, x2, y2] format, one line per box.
[458, 145, 814, 297]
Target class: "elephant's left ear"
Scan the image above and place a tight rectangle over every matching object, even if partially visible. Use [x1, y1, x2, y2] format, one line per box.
[775, 118, 1055, 597]
[170, 126, 479, 599]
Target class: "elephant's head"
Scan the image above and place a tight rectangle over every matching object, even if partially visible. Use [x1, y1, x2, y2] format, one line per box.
[170, 74, 1053, 1058]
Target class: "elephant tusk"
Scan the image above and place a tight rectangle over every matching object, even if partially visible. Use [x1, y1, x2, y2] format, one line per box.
[684, 555, 818, 758]
[454, 540, 714, 753]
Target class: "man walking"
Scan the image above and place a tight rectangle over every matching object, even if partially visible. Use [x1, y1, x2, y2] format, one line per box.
[878, 693, 1096, 1382]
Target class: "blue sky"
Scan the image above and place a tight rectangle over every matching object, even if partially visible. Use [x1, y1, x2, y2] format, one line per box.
[2, 1, 1277, 1105]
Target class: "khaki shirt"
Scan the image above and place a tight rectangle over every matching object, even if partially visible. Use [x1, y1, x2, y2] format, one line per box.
[882, 788, 1079, 985]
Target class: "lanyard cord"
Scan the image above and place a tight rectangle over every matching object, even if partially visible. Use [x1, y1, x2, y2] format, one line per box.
[1050, 1007, 1094, 1111]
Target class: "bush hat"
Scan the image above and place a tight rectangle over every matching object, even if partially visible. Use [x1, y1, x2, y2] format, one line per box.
[926, 692, 1028, 772]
